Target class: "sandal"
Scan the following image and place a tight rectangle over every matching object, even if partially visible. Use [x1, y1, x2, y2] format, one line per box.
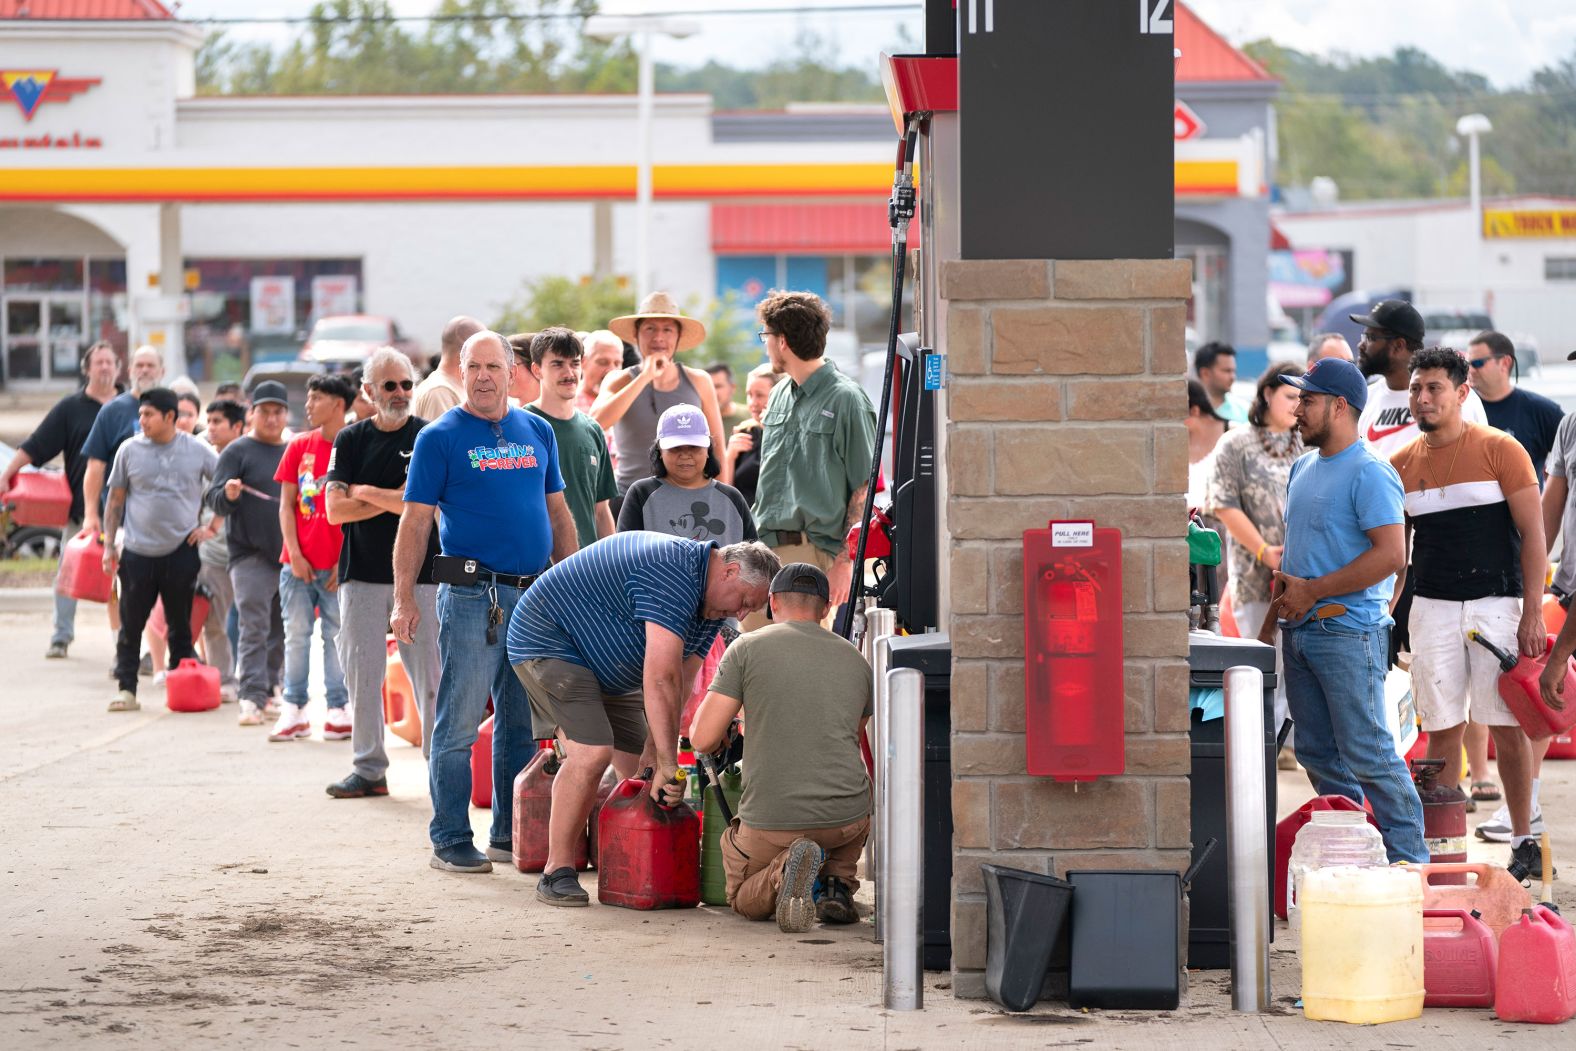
[1471, 780, 1501, 803]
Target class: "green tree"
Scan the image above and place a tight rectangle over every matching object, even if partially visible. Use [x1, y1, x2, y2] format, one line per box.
[494, 275, 634, 335]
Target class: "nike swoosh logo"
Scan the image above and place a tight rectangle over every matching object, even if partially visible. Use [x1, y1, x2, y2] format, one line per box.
[399, 450, 413, 458]
[1367, 423, 1412, 441]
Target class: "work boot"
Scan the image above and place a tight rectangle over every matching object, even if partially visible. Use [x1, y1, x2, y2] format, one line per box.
[1507, 840, 1557, 885]
[816, 876, 858, 924]
[537, 867, 590, 907]
[326, 772, 388, 799]
[776, 838, 825, 933]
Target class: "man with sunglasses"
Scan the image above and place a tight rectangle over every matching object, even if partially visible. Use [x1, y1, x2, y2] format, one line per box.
[1467, 330, 1562, 487]
[322, 348, 441, 799]
[1269, 357, 1428, 864]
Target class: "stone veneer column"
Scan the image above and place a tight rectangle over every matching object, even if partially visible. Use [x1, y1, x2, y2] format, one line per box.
[941, 258, 1194, 999]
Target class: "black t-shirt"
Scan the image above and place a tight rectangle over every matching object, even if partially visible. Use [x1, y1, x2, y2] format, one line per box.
[732, 422, 763, 507]
[19, 387, 118, 522]
[1483, 386, 1565, 487]
[327, 416, 438, 585]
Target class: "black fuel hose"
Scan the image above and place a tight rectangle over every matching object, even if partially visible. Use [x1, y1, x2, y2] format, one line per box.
[837, 114, 923, 639]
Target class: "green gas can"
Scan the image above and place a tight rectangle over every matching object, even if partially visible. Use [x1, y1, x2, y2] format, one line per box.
[700, 768, 743, 906]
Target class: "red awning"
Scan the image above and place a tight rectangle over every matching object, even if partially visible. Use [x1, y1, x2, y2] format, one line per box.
[712, 202, 897, 254]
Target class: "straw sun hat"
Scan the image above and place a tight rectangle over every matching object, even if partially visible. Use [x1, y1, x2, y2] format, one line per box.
[607, 292, 708, 352]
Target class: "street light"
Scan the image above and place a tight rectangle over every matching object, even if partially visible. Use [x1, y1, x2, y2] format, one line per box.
[584, 14, 700, 302]
[1455, 113, 1493, 234]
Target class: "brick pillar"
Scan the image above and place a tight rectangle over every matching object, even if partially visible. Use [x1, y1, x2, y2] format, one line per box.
[943, 258, 1194, 1000]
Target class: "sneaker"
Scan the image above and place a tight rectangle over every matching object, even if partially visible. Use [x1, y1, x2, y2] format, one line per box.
[237, 700, 264, 726]
[816, 875, 858, 925]
[326, 772, 389, 798]
[219, 684, 237, 704]
[1507, 839, 1558, 884]
[151, 670, 167, 687]
[536, 866, 590, 906]
[262, 697, 282, 719]
[430, 843, 492, 873]
[138, 652, 153, 678]
[107, 689, 140, 713]
[323, 709, 352, 741]
[267, 704, 310, 742]
[775, 838, 826, 933]
[1475, 804, 1545, 843]
[484, 840, 513, 864]
[44, 641, 68, 660]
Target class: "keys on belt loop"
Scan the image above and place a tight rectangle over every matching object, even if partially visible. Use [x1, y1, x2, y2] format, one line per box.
[485, 581, 502, 646]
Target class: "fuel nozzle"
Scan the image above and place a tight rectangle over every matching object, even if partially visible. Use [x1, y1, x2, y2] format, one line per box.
[1467, 629, 1519, 673]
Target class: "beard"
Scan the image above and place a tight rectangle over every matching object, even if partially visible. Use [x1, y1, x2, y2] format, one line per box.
[1416, 415, 1438, 433]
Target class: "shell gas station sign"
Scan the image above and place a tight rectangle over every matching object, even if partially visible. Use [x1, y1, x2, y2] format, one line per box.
[1483, 209, 1576, 239]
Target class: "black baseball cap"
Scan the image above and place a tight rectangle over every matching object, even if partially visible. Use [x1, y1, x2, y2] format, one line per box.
[137, 386, 179, 416]
[250, 380, 289, 408]
[770, 562, 830, 602]
[1349, 299, 1424, 345]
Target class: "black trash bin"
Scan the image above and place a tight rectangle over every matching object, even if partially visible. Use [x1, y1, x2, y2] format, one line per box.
[1186, 630, 1277, 969]
[982, 865, 1073, 1012]
[886, 633, 952, 971]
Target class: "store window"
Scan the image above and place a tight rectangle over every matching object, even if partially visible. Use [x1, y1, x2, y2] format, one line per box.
[4, 258, 84, 292]
[1546, 257, 1576, 282]
[88, 259, 128, 355]
[183, 258, 363, 382]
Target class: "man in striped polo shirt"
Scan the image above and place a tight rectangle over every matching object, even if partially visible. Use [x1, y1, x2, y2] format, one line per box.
[507, 533, 779, 906]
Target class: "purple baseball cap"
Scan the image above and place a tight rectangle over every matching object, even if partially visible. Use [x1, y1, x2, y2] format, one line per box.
[656, 404, 710, 449]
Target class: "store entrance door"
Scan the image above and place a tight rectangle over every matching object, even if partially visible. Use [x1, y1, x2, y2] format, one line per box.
[3, 294, 86, 385]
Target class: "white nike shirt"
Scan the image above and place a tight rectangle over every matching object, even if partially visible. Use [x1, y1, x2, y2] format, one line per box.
[1357, 378, 1488, 460]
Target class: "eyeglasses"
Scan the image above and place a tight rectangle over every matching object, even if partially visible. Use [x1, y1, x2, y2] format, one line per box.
[381, 379, 415, 392]
[1467, 355, 1506, 370]
[757, 329, 773, 344]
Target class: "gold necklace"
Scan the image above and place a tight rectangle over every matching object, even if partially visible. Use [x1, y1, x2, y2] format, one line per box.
[1423, 430, 1466, 493]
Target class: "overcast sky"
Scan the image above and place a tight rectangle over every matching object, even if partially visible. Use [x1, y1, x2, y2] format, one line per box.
[175, 1, 1573, 90]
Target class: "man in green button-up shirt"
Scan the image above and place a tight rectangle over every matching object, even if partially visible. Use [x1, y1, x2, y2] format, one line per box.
[750, 291, 877, 624]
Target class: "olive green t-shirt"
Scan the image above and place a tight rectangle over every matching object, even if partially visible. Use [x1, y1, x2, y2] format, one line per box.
[527, 406, 617, 548]
[708, 619, 873, 830]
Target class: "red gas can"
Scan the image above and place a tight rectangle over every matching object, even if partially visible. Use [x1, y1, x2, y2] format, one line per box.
[1274, 795, 1381, 919]
[59, 529, 113, 603]
[1423, 908, 1497, 1008]
[511, 749, 588, 872]
[471, 715, 493, 809]
[596, 776, 700, 910]
[3, 470, 71, 527]
[586, 767, 618, 868]
[1470, 632, 1576, 741]
[1412, 758, 1468, 874]
[147, 593, 212, 643]
[1495, 906, 1576, 1024]
[166, 658, 221, 712]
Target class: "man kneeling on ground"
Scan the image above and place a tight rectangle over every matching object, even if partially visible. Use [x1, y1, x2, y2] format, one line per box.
[688, 563, 872, 932]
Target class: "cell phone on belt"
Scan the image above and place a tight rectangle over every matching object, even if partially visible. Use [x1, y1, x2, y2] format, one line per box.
[430, 555, 480, 586]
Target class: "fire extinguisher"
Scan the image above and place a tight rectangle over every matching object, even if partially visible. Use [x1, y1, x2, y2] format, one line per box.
[1410, 757, 1468, 869]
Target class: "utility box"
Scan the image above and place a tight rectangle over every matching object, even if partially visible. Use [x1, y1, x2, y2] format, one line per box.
[958, 0, 1175, 260]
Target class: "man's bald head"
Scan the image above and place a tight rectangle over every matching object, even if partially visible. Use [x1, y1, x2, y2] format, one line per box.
[440, 315, 485, 363]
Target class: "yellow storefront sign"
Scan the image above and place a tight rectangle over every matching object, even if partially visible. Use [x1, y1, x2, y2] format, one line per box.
[1483, 209, 1576, 239]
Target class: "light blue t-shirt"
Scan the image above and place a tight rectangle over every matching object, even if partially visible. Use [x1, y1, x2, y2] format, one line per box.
[1281, 441, 1405, 632]
[403, 405, 564, 577]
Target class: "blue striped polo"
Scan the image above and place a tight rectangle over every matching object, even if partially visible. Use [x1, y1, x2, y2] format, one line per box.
[506, 532, 725, 694]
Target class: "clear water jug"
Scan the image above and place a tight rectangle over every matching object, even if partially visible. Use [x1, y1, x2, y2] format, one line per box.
[1287, 809, 1386, 929]
[1301, 865, 1425, 1024]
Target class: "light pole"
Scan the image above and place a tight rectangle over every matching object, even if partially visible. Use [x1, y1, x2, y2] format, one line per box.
[584, 14, 700, 302]
[1455, 113, 1492, 310]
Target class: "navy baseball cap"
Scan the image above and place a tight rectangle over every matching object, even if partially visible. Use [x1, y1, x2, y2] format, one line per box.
[1281, 357, 1369, 412]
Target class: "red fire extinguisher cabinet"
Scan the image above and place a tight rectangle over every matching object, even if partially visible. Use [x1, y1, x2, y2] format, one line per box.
[1021, 521, 1124, 781]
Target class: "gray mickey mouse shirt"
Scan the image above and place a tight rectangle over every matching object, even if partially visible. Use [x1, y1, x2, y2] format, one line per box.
[616, 477, 757, 546]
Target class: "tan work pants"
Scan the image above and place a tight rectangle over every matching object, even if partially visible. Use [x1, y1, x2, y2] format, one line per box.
[720, 815, 870, 920]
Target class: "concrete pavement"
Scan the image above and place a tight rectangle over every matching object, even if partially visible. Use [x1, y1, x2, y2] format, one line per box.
[0, 587, 1568, 1048]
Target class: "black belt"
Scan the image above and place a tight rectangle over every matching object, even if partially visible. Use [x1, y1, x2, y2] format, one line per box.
[480, 568, 538, 590]
[769, 530, 805, 546]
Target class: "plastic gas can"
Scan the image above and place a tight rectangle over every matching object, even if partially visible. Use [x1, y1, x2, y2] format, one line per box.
[59, 529, 113, 603]
[1300, 866, 1425, 1024]
[700, 768, 743, 906]
[1423, 908, 1497, 1008]
[471, 715, 493, 809]
[1413, 863, 1532, 941]
[165, 658, 221, 712]
[3, 470, 71, 527]
[381, 639, 422, 747]
[1469, 631, 1576, 741]
[596, 775, 700, 910]
[511, 749, 588, 872]
[1495, 905, 1576, 1024]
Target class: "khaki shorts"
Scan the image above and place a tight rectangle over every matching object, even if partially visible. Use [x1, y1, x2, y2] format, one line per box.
[513, 657, 647, 754]
[1407, 595, 1522, 731]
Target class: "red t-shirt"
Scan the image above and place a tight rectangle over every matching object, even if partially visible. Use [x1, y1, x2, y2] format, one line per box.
[274, 429, 343, 571]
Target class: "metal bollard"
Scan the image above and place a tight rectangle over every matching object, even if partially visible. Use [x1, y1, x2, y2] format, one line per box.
[1223, 665, 1270, 1012]
[866, 608, 896, 943]
[882, 666, 924, 1011]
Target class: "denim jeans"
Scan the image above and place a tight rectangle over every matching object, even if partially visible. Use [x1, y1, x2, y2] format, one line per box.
[1283, 619, 1428, 863]
[278, 566, 347, 710]
[50, 519, 80, 646]
[428, 580, 536, 852]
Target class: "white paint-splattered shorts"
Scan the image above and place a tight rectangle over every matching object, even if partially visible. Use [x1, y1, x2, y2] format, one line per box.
[1407, 595, 1522, 731]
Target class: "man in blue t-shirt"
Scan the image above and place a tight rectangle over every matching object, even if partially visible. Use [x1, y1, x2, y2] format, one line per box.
[507, 533, 777, 906]
[1273, 358, 1428, 864]
[392, 331, 579, 875]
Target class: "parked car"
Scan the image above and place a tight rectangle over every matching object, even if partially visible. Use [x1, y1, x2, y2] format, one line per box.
[298, 314, 422, 369]
[1420, 308, 1542, 378]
